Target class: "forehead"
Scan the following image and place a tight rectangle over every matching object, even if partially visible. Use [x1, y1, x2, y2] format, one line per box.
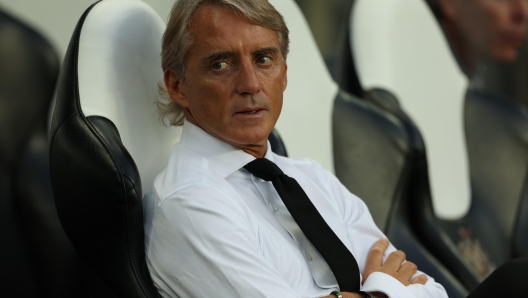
[188, 4, 280, 52]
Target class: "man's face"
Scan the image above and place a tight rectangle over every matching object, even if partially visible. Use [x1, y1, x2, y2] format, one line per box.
[448, 0, 528, 62]
[166, 4, 287, 155]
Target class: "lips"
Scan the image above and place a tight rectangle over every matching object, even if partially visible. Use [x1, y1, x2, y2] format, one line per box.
[503, 32, 526, 47]
[236, 107, 264, 114]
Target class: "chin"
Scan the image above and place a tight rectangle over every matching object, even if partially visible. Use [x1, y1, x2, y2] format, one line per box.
[229, 130, 270, 147]
[492, 47, 519, 62]
[241, 123, 274, 140]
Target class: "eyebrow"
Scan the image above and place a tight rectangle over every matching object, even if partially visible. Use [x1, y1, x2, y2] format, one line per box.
[253, 47, 279, 56]
[203, 47, 280, 63]
[204, 51, 235, 63]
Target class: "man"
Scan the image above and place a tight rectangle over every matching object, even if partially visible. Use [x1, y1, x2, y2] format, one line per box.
[143, 0, 447, 297]
[428, 0, 528, 112]
[428, 0, 528, 74]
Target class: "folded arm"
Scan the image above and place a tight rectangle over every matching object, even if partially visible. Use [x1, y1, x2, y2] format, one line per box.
[319, 166, 448, 298]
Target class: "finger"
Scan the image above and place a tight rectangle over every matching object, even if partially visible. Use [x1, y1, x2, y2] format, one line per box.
[410, 274, 428, 285]
[397, 261, 418, 281]
[382, 250, 406, 272]
[365, 239, 390, 269]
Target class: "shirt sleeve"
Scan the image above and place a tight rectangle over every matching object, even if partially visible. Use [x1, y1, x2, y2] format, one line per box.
[321, 168, 448, 298]
[145, 184, 307, 298]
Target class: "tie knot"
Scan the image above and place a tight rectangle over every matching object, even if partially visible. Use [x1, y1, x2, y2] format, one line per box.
[244, 158, 284, 181]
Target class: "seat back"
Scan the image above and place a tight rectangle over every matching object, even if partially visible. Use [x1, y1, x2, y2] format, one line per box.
[339, 0, 528, 291]
[342, 0, 482, 290]
[332, 0, 474, 296]
[333, 89, 469, 298]
[352, 0, 469, 219]
[463, 89, 528, 261]
[50, 0, 174, 296]
[0, 8, 82, 298]
[422, 89, 528, 288]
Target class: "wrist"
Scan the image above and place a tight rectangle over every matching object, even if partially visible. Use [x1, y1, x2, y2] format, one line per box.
[353, 291, 375, 298]
[365, 292, 388, 298]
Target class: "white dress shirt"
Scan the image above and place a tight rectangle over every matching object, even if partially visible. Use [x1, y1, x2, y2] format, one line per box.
[143, 120, 448, 298]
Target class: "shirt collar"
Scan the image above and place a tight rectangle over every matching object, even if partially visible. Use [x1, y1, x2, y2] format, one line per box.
[179, 119, 275, 178]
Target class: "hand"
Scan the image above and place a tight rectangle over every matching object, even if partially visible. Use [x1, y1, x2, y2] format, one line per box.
[362, 239, 428, 286]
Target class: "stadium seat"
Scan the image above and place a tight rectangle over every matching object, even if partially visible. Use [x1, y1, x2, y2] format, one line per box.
[335, 0, 528, 293]
[0, 8, 82, 298]
[332, 0, 473, 296]
[333, 87, 469, 298]
[50, 0, 172, 296]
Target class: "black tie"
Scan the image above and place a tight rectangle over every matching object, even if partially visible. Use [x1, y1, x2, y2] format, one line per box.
[244, 158, 360, 292]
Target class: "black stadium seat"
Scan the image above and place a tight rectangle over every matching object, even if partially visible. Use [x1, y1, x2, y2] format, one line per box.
[432, 89, 528, 286]
[0, 8, 82, 298]
[334, 0, 528, 294]
[333, 88, 469, 298]
[49, 0, 172, 296]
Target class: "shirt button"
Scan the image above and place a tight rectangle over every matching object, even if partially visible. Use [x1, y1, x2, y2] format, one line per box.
[306, 253, 313, 261]
[272, 204, 278, 211]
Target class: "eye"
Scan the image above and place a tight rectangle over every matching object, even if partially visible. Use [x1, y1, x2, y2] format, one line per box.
[256, 56, 272, 65]
[212, 61, 228, 71]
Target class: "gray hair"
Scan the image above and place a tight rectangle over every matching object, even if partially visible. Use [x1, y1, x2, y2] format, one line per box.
[157, 0, 290, 126]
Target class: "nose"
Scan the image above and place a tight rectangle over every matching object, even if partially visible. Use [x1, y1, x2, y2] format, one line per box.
[236, 60, 261, 96]
[512, 0, 528, 25]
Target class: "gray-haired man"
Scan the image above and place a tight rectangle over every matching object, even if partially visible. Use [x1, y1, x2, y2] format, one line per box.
[143, 1, 447, 297]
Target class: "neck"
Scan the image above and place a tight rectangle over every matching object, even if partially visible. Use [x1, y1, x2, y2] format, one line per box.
[241, 145, 267, 158]
[184, 113, 269, 159]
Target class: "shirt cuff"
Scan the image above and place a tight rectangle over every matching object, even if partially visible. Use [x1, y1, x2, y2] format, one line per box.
[361, 272, 417, 298]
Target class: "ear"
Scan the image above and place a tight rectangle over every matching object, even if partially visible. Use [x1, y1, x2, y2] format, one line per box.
[282, 63, 288, 92]
[438, 0, 457, 20]
[164, 69, 189, 107]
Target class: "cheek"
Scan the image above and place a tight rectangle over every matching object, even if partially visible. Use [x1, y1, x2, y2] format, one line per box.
[264, 78, 284, 104]
[487, 4, 509, 30]
[264, 67, 287, 92]
[193, 98, 227, 121]
[269, 87, 284, 119]
[190, 82, 232, 114]
[274, 96, 283, 118]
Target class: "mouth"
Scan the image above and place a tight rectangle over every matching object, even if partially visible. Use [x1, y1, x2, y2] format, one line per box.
[236, 107, 265, 115]
[503, 32, 526, 47]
